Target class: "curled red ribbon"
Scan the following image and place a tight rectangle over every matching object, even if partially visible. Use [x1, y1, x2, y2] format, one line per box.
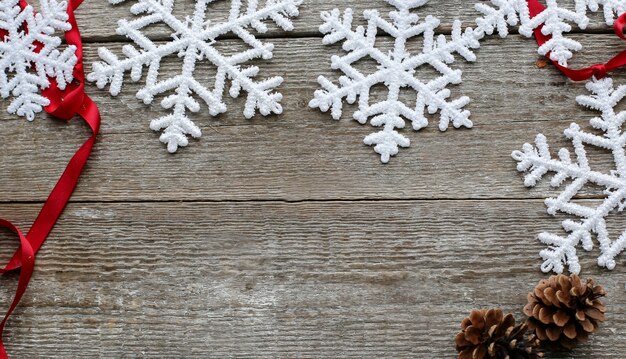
[528, 0, 626, 81]
[0, 0, 99, 357]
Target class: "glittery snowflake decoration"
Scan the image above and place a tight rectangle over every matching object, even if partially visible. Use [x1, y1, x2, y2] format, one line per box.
[87, 0, 301, 153]
[518, 0, 626, 66]
[310, 0, 520, 163]
[0, 0, 77, 121]
[512, 78, 626, 274]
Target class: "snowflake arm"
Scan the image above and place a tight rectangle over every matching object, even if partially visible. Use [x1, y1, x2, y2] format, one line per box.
[310, 0, 520, 163]
[512, 78, 626, 274]
[0, 0, 77, 120]
[87, 0, 301, 153]
[518, 0, 589, 66]
[517, 0, 626, 66]
[584, 0, 626, 25]
[474, 0, 522, 38]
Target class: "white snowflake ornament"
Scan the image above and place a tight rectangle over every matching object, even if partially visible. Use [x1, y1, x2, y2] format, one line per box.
[580, 0, 626, 25]
[310, 0, 520, 163]
[512, 77, 626, 274]
[0, 0, 77, 121]
[87, 0, 301, 153]
[517, 0, 626, 66]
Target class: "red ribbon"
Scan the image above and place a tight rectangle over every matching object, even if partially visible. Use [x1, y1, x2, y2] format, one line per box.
[0, 0, 99, 357]
[528, 0, 626, 81]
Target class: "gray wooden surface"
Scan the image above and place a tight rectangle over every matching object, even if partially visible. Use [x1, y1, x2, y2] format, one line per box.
[1, 0, 625, 357]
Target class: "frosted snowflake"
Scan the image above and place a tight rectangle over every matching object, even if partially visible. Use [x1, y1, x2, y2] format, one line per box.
[0, 0, 77, 121]
[87, 0, 301, 153]
[517, 0, 626, 66]
[512, 78, 626, 274]
[309, 0, 520, 163]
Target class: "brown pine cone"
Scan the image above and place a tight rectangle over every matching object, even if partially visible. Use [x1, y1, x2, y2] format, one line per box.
[524, 274, 606, 350]
[455, 308, 543, 359]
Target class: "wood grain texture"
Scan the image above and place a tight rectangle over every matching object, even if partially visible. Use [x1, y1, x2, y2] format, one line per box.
[0, 201, 625, 358]
[73, 0, 615, 41]
[1, 0, 626, 357]
[1, 35, 626, 202]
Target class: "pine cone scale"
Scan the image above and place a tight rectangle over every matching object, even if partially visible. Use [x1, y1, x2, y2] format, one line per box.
[537, 307, 555, 324]
[585, 307, 604, 321]
[575, 309, 585, 321]
[552, 310, 569, 326]
[524, 274, 606, 350]
[473, 344, 487, 358]
[580, 318, 596, 333]
[563, 323, 576, 339]
[555, 290, 570, 304]
[466, 326, 484, 345]
[533, 325, 547, 341]
[459, 349, 473, 359]
[471, 310, 486, 329]
[545, 326, 562, 341]
[543, 287, 559, 306]
[522, 302, 533, 317]
[456, 309, 542, 359]
[485, 308, 503, 328]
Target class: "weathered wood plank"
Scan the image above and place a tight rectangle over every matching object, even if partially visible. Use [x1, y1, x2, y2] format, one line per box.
[1, 35, 624, 202]
[2, 2, 625, 358]
[0, 200, 624, 357]
[0, 115, 615, 202]
[74, 0, 614, 41]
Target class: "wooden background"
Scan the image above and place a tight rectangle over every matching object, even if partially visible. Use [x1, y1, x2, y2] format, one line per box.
[1, 0, 625, 357]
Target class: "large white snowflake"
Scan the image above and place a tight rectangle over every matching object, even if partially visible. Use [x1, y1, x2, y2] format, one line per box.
[87, 0, 301, 153]
[0, 0, 77, 121]
[517, 0, 626, 66]
[512, 78, 626, 274]
[309, 0, 520, 163]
